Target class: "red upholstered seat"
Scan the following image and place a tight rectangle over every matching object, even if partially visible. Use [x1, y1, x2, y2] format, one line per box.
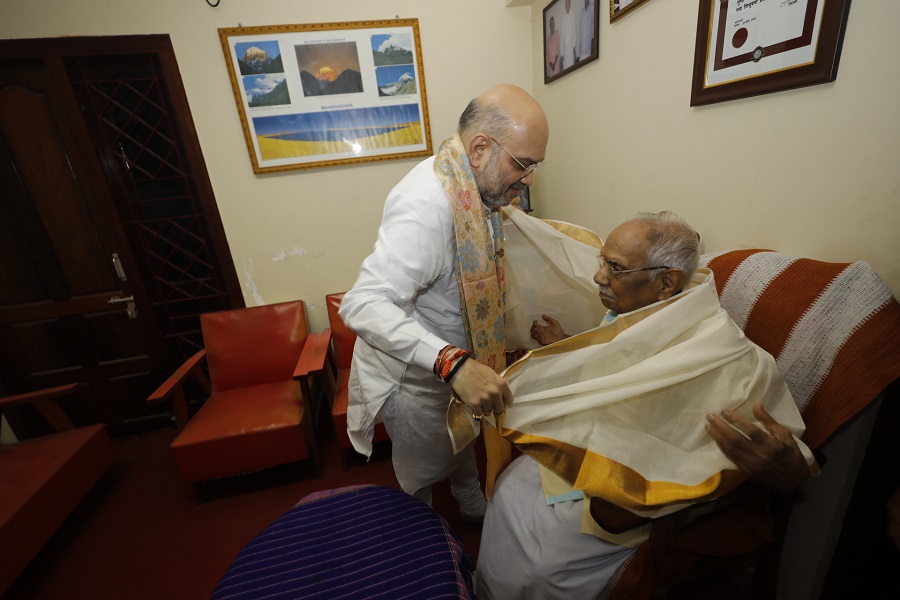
[148, 300, 327, 496]
[169, 380, 308, 482]
[325, 293, 389, 469]
[0, 384, 114, 595]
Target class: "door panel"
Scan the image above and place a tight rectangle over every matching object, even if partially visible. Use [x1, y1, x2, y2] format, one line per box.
[0, 57, 159, 429]
[0, 36, 243, 436]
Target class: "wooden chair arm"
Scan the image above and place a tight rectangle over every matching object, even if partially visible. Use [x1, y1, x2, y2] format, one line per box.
[147, 350, 207, 403]
[294, 329, 332, 379]
[147, 350, 207, 429]
[0, 382, 81, 409]
[0, 383, 82, 432]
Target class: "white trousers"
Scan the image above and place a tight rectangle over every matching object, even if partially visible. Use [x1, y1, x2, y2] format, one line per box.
[380, 367, 483, 508]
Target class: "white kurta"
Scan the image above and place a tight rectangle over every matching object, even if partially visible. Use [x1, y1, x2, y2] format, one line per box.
[339, 156, 484, 500]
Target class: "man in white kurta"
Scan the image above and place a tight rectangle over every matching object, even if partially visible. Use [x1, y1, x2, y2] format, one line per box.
[559, 0, 578, 70]
[576, 0, 595, 62]
[339, 84, 549, 517]
[476, 212, 815, 599]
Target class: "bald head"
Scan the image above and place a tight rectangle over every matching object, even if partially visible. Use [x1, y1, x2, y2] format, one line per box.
[457, 84, 549, 150]
[456, 85, 550, 209]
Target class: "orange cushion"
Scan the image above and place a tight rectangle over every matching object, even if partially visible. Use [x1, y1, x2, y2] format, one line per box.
[325, 293, 356, 370]
[170, 380, 307, 482]
[203, 301, 308, 392]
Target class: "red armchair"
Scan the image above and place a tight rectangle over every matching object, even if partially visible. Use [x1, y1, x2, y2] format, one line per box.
[0, 383, 113, 596]
[324, 293, 389, 469]
[148, 300, 327, 498]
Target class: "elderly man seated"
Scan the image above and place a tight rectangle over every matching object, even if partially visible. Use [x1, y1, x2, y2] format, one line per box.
[475, 211, 816, 600]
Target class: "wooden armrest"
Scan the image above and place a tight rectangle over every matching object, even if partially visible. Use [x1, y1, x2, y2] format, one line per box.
[589, 496, 654, 534]
[147, 350, 207, 403]
[294, 329, 332, 379]
[0, 383, 83, 432]
[0, 382, 81, 409]
[147, 350, 207, 429]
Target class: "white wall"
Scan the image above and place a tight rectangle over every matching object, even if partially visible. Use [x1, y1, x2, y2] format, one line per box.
[3, 0, 898, 330]
[528, 0, 900, 303]
[1, 0, 534, 332]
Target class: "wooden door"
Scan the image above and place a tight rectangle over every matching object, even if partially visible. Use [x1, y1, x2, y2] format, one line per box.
[0, 36, 243, 436]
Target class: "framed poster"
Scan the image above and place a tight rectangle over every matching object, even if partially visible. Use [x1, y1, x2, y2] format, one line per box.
[219, 19, 432, 173]
[544, 0, 600, 84]
[690, 0, 851, 106]
[610, 0, 654, 24]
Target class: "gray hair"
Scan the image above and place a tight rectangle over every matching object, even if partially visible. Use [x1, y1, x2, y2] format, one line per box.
[630, 211, 700, 281]
[457, 97, 514, 142]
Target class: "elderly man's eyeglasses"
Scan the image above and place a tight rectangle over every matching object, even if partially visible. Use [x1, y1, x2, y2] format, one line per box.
[488, 135, 543, 176]
[597, 255, 670, 278]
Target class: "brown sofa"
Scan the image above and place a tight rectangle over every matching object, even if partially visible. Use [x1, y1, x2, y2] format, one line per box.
[0, 383, 114, 595]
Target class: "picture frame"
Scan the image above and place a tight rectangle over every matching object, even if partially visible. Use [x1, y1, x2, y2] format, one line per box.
[544, 0, 600, 84]
[218, 19, 432, 173]
[517, 186, 533, 213]
[690, 0, 852, 107]
[609, 0, 654, 24]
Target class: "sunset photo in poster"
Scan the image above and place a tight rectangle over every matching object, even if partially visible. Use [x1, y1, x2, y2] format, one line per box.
[294, 41, 364, 97]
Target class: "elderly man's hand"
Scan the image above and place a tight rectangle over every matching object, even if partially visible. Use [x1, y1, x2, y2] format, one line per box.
[531, 314, 568, 346]
[450, 358, 513, 418]
[705, 402, 810, 492]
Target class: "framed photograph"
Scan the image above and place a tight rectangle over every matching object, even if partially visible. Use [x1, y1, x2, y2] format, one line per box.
[517, 186, 533, 213]
[218, 19, 432, 173]
[690, 0, 852, 107]
[610, 0, 654, 24]
[544, 0, 600, 84]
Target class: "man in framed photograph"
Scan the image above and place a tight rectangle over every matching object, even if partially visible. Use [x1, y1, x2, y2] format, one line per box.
[546, 16, 562, 77]
[560, 0, 578, 70]
[577, 0, 595, 63]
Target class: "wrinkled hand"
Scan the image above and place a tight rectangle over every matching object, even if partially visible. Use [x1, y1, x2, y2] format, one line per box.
[705, 402, 810, 492]
[450, 358, 513, 417]
[531, 314, 568, 346]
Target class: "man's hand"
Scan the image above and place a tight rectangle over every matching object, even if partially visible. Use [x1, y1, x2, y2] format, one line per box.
[705, 402, 810, 492]
[531, 314, 568, 346]
[450, 358, 513, 417]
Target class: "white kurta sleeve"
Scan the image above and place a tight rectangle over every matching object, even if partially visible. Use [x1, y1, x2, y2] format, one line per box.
[339, 176, 456, 374]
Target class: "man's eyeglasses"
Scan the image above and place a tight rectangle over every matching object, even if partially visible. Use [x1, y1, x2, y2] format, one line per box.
[597, 255, 670, 278]
[488, 135, 543, 176]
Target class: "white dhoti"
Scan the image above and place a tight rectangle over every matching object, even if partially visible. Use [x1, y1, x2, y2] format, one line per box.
[477, 455, 634, 600]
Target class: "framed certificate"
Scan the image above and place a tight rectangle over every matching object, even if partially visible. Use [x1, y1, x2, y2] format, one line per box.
[690, 0, 852, 106]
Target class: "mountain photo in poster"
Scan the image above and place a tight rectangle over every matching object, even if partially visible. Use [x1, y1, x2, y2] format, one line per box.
[294, 41, 363, 97]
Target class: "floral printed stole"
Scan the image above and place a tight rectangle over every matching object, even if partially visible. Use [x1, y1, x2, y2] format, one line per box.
[434, 135, 507, 372]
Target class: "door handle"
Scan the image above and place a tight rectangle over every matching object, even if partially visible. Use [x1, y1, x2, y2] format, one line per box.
[112, 253, 128, 281]
[108, 295, 139, 319]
